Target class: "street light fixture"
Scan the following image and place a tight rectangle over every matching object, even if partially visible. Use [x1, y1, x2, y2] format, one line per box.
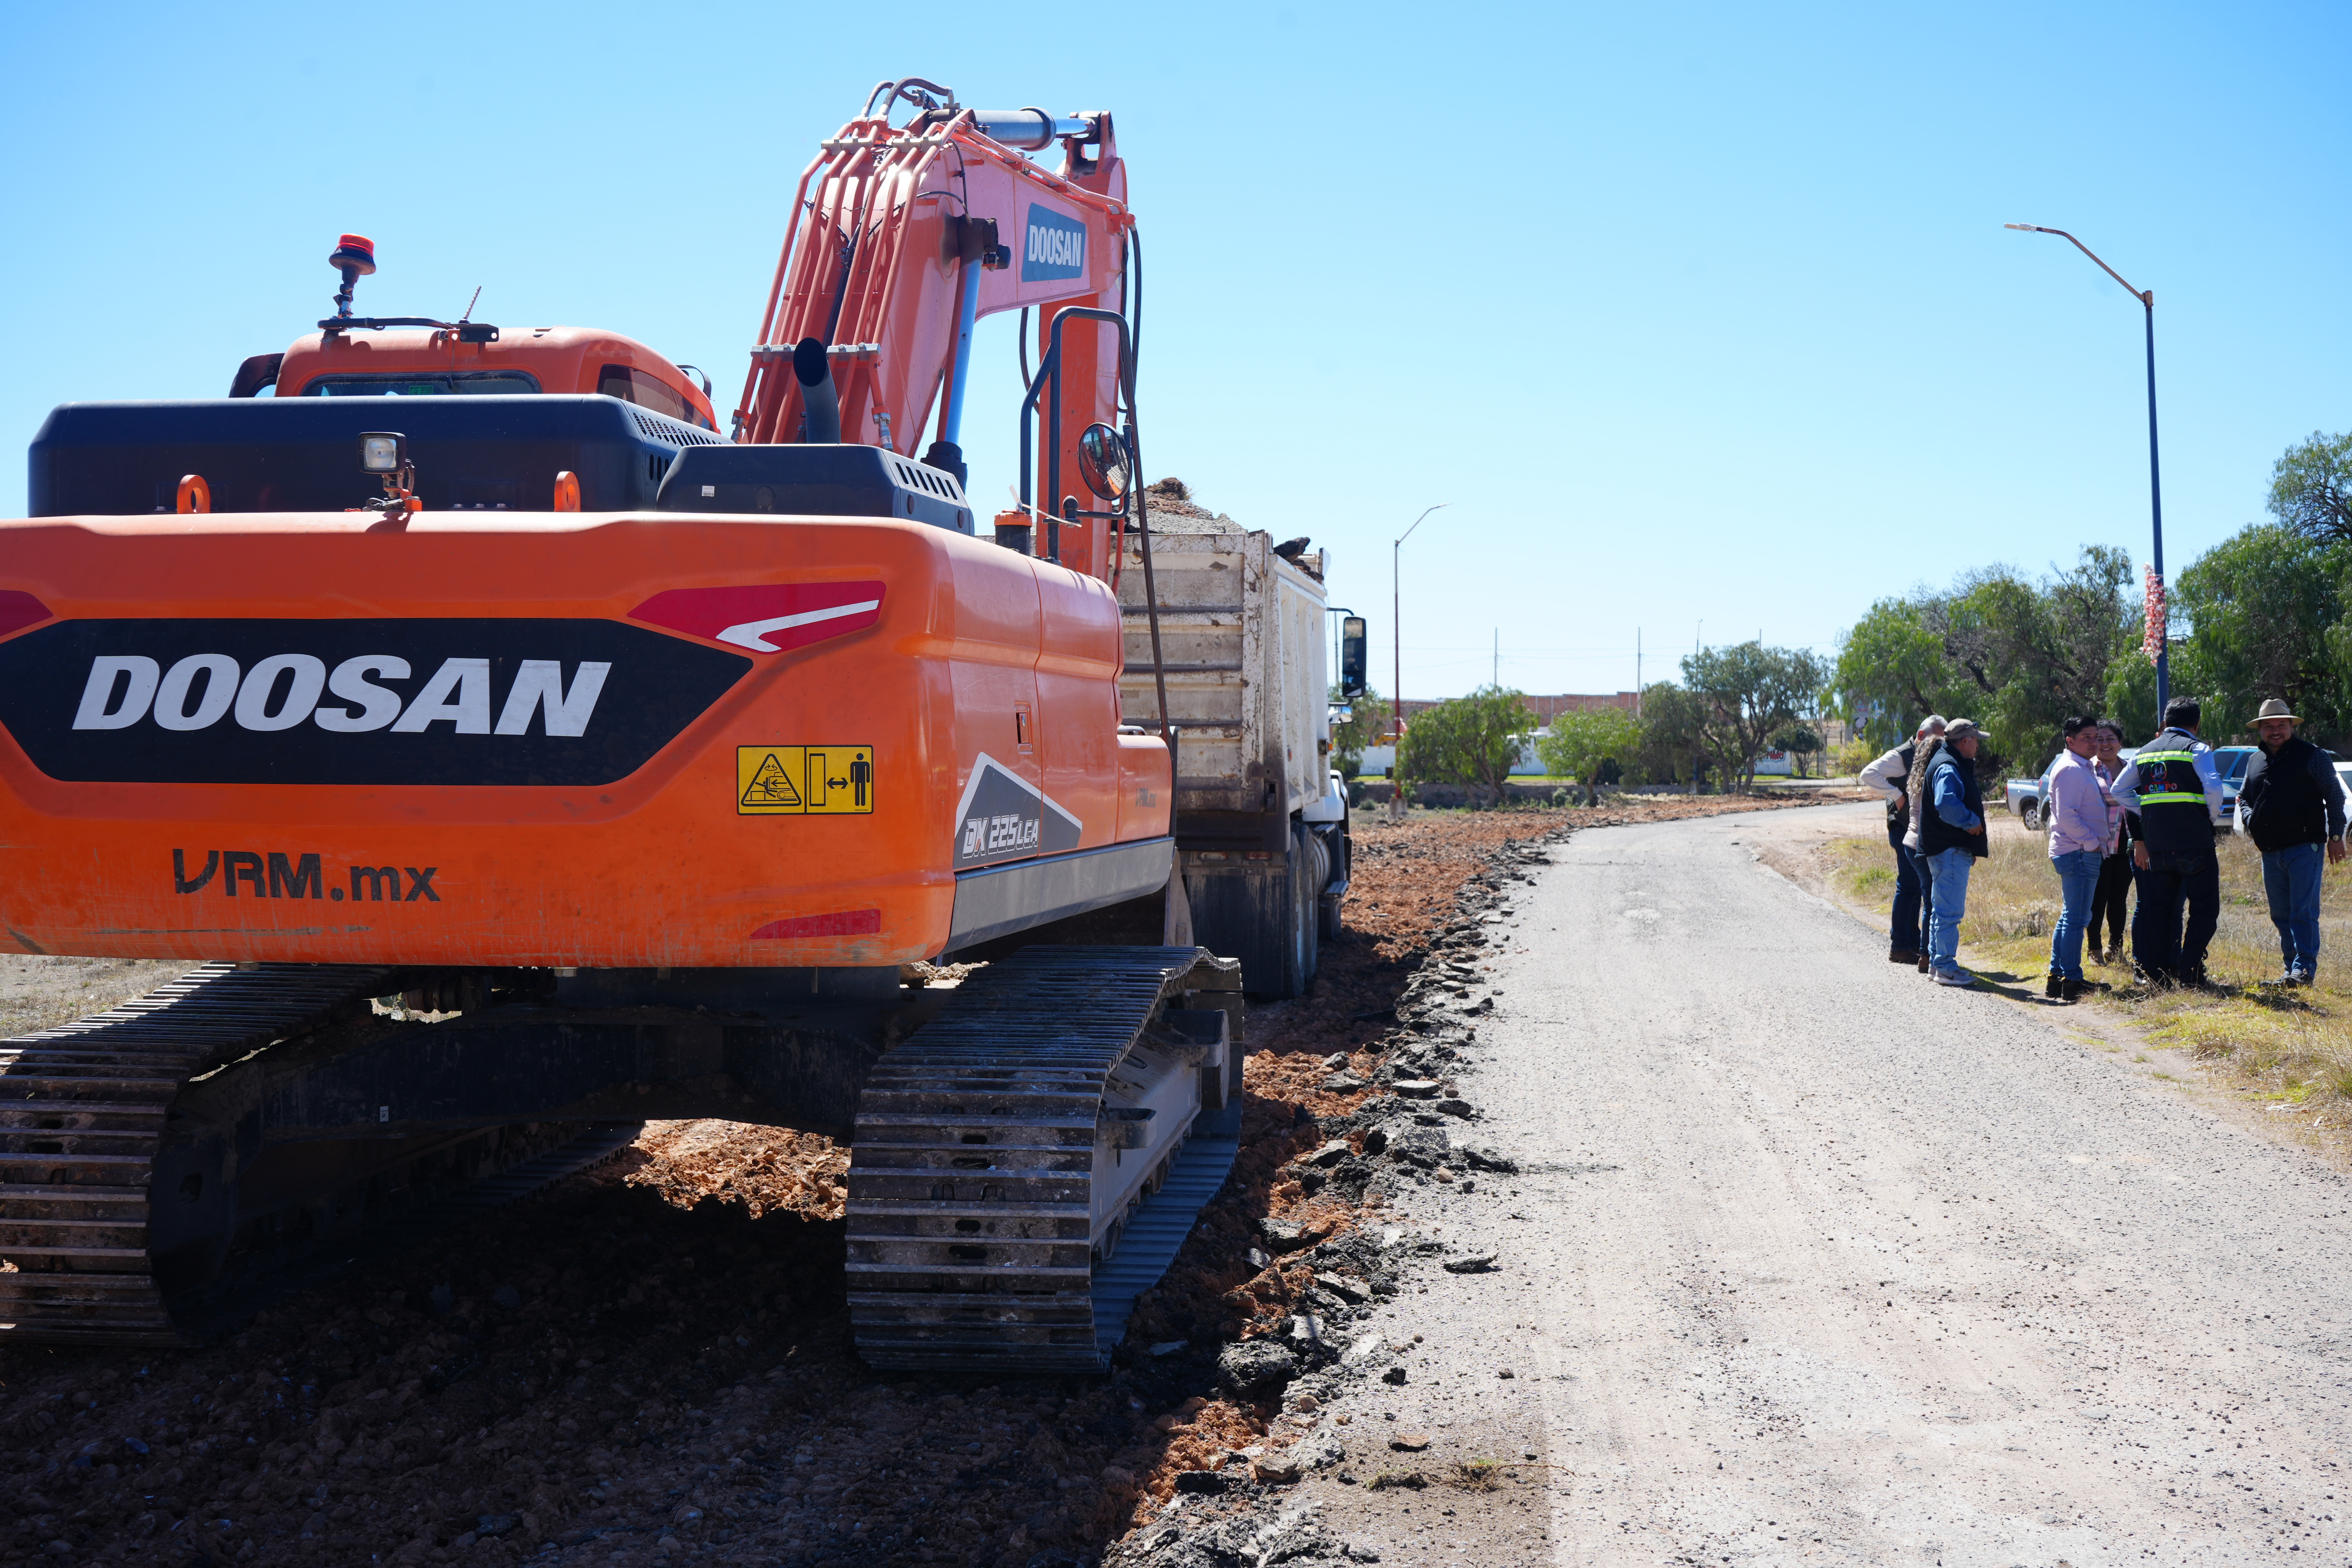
[2005, 222, 2170, 712]
[1392, 502, 1450, 820]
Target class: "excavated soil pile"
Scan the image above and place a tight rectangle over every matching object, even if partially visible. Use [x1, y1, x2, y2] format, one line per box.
[0, 803, 1776, 1567]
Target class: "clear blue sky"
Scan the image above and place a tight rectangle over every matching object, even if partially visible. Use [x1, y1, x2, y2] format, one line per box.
[4, 2, 2344, 701]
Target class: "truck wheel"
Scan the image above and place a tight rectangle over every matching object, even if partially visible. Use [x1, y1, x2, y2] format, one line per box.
[1288, 824, 1320, 995]
[2019, 800, 2041, 833]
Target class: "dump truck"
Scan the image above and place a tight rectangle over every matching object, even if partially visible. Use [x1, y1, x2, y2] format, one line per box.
[1117, 492, 1358, 998]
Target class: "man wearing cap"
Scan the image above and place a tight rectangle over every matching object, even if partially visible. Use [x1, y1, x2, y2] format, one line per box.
[1916, 718, 1988, 987]
[2234, 698, 2346, 986]
[2108, 697, 2226, 987]
[1858, 715, 1947, 967]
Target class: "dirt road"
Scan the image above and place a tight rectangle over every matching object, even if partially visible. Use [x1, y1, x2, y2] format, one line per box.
[1261, 801, 2352, 1566]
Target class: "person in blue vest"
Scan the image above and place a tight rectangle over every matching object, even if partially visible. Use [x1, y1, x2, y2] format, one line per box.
[1912, 717, 1988, 987]
[2233, 697, 2347, 986]
[1858, 715, 1947, 968]
[2107, 696, 2227, 988]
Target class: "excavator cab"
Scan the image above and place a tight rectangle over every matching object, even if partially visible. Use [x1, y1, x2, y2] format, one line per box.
[225, 235, 718, 431]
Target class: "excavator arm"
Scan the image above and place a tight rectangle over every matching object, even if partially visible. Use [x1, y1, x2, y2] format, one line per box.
[733, 80, 1137, 583]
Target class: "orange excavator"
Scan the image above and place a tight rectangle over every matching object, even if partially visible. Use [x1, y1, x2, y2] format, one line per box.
[0, 79, 1244, 1372]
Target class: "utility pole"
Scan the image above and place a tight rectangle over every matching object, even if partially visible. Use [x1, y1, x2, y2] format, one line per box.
[1636, 628, 1642, 715]
[1692, 622, 1703, 796]
[1492, 629, 1498, 688]
[1391, 502, 1450, 821]
[2006, 223, 2170, 713]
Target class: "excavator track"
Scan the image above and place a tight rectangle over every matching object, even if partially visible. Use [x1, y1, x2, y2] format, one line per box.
[0, 963, 392, 1345]
[845, 945, 1243, 1373]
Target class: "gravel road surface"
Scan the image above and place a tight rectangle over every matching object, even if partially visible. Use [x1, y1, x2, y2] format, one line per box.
[1306, 802, 2352, 1566]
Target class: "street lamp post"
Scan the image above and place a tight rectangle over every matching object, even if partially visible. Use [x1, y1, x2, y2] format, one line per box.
[1391, 502, 1449, 820]
[2005, 223, 2170, 713]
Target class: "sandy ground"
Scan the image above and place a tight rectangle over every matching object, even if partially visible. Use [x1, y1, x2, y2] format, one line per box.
[1257, 800, 2352, 1565]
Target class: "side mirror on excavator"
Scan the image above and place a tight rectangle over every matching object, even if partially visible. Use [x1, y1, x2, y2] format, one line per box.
[1340, 616, 1368, 698]
[1076, 422, 1130, 502]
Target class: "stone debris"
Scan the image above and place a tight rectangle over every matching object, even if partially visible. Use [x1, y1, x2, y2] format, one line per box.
[1260, 1216, 1331, 1251]
[1218, 1338, 1303, 1391]
[1251, 1452, 1302, 1484]
[1389, 1432, 1433, 1452]
[1442, 1253, 1501, 1274]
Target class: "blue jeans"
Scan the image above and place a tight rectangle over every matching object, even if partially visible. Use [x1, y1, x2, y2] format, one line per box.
[2260, 841, 2325, 980]
[2048, 847, 2103, 981]
[1891, 843, 1924, 952]
[1928, 847, 1974, 974]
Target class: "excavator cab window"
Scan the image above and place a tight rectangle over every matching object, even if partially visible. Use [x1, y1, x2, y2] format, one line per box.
[303, 371, 543, 397]
[597, 364, 712, 430]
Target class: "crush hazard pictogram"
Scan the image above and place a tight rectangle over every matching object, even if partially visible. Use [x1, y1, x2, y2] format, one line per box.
[739, 751, 802, 811]
[737, 745, 874, 815]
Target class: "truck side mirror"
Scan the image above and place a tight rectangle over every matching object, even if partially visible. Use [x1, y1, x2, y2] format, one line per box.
[1076, 423, 1131, 501]
[1340, 616, 1368, 698]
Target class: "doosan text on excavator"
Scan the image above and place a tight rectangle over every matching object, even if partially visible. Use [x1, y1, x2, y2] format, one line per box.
[0, 78, 1366, 1372]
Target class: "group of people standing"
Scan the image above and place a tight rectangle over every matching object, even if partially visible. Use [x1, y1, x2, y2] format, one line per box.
[1859, 697, 2347, 997]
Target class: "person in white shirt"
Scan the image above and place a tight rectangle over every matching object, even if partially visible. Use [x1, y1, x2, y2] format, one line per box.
[1858, 716, 1947, 970]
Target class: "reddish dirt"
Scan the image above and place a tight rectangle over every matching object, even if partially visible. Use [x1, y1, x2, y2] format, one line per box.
[0, 800, 1822, 1566]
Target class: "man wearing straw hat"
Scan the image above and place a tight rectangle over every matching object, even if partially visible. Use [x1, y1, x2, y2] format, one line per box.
[2234, 697, 2346, 987]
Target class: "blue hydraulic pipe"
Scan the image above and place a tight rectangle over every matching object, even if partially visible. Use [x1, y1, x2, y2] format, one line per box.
[941, 247, 983, 448]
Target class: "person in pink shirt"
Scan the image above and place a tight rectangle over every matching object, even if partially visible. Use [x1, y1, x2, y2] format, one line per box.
[2043, 716, 2113, 1001]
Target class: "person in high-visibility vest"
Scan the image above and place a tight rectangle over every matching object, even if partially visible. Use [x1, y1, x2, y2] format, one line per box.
[2107, 696, 2227, 987]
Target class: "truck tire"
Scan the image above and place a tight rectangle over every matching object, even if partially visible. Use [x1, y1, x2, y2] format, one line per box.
[1313, 821, 1347, 944]
[1284, 822, 1320, 997]
[2019, 799, 2041, 833]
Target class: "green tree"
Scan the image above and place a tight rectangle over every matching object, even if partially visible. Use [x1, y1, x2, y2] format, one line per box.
[1829, 546, 2137, 768]
[2170, 523, 2349, 742]
[1396, 686, 1536, 805]
[2269, 430, 2352, 544]
[1770, 722, 1823, 777]
[1537, 708, 1641, 804]
[1682, 642, 1827, 789]
[1327, 684, 1392, 779]
[1830, 599, 1957, 746]
[1630, 683, 1708, 790]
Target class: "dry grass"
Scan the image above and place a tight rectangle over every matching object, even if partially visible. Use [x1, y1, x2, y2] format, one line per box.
[1829, 822, 2352, 1134]
[1451, 1459, 1504, 1491]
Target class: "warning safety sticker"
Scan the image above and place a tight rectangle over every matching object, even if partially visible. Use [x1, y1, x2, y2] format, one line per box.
[737, 745, 874, 815]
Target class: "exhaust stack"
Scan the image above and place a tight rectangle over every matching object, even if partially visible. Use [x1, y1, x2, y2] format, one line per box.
[793, 337, 841, 443]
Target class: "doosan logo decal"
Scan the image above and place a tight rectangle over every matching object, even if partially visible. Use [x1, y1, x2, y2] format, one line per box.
[1022, 203, 1087, 283]
[0, 618, 749, 787]
[76, 653, 608, 736]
